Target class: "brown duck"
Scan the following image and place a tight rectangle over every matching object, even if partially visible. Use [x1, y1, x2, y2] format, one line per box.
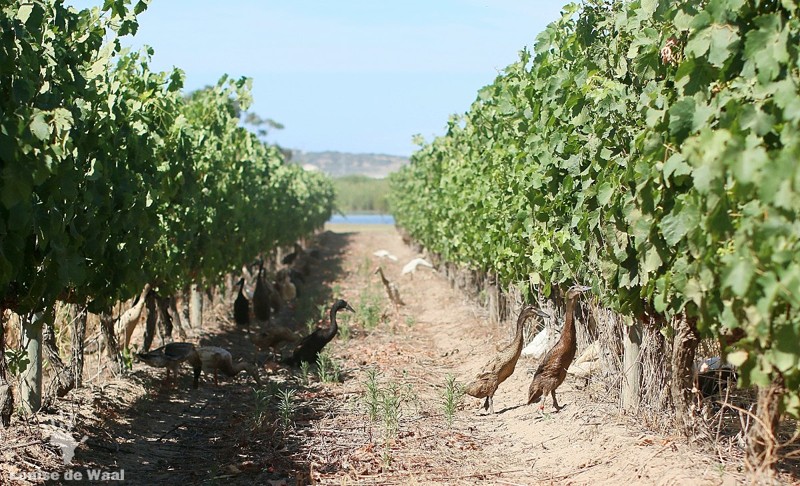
[465, 305, 549, 414]
[375, 266, 405, 311]
[251, 325, 299, 360]
[527, 284, 591, 412]
[252, 261, 271, 322]
[136, 342, 197, 387]
[187, 346, 261, 388]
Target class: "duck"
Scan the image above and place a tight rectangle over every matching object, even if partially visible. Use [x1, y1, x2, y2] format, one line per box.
[566, 341, 602, 380]
[287, 242, 311, 276]
[252, 261, 271, 323]
[374, 266, 404, 311]
[281, 242, 303, 265]
[527, 284, 591, 412]
[276, 268, 297, 303]
[695, 357, 737, 398]
[283, 299, 355, 366]
[251, 325, 299, 362]
[233, 277, 250, 329]
[465, 306, 549, 414]
[187, 346, 261, 388]
[136, 342, 197, 387]
[402, 257, 434, 276]
[373, 249, 398, 261]
[521, 327, 560, 359]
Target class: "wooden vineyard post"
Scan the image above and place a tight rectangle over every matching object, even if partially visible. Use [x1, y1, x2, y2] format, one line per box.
[190, 284, 203, 329]
[487, 272, 503, 326]
[622, 317, 642, 413]
[0, 309, 13, 427]
[20, 311, 44, 414]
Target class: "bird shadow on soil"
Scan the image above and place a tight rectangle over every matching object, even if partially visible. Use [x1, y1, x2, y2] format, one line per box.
[67, 230, 354, 485]
[494, 403, 527, 415]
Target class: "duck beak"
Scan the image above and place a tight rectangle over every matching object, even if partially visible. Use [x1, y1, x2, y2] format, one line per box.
[534, 308, 551, 319]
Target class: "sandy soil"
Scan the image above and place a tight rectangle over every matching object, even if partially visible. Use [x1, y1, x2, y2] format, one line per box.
[0, 225, 790, 485]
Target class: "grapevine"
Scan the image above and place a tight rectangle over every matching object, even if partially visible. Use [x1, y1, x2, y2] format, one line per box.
[391, 0, 800, 418]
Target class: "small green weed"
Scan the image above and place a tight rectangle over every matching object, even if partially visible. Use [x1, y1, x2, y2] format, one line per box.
[5, 349, 29, 376]
[380, 382, 402, 438]
[338, 313, 352, 342]
[278, 388, 297, 429]
[363, 369, 380, 421]
[299, 360, 311, 385]
[443, 374, 463, 427]
[316, 352, 341, 383]
[253, 387, 271, 427]
[357, 286, 384, 330]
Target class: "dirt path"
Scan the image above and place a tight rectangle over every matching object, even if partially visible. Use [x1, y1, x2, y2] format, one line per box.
[6, 226, 751, 485]
[300, 226, 744, 485]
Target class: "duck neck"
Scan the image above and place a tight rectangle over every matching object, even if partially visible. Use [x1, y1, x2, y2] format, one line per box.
[221, 358, 237, 377]
[325, 306, 340, 339]
[511, 309, 529, 354]
[561, 294, 579, 345]
[231, 362, 248, 376]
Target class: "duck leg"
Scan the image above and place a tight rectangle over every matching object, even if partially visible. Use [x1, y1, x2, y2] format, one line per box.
[192, 366, 202, 389]
[488, 395, 495, 415]
[551, 390, 563, 412]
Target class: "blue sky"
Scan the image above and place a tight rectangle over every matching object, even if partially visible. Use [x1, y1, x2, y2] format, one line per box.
[67, 1, 568, 156]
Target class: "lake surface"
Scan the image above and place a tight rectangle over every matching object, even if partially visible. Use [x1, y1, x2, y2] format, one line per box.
[328, 213, 395, 225]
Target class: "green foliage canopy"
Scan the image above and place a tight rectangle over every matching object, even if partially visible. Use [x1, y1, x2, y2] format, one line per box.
[0, 0, 334, 313]
[390, 0, 800, 416]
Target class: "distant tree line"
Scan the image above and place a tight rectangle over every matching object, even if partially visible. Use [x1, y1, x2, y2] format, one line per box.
[333, 175, 390, 214]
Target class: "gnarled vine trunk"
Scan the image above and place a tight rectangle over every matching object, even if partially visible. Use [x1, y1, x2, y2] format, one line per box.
[486, 272, 505, 326]
[70, 305, 87, 388]
[100, 312, 124, 375]
[156, 294, 174, 340]
[168, 296, 188, 340]
[41, 312, 75, 411]
[670, 312, 699, 436]
[120, 284, 151, 349]
[747, 374, 785, 474]
[143, 290, 158, 352]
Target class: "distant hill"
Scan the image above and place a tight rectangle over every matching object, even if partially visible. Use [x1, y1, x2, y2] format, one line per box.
[289, 150, 408, 179]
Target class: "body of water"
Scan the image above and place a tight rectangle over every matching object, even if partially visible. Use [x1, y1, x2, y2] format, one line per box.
[328, 213, 395, 225]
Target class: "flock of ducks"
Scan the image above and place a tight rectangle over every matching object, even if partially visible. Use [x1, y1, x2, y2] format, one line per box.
[465, 285, 592, 414]
[135, 240, 612, 418]
[137, 244, 353, 389]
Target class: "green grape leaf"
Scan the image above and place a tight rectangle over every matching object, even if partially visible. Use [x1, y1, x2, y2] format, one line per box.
[30, 114, 50, 141]
[723, 257, 755, 297]
[659, 199, 699, 246]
